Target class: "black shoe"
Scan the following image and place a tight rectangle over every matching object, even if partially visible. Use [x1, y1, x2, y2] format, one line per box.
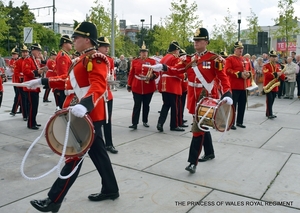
[43, 100, 52, 103]
[183, 119, 188, 123]
[170, 127, 185, 131]
[179, 124, 188, 128]
[278, 96, 282, 99]
[284, 96, 289, 99]
[289, 97, 293, 99]
[198, 154, 215, 162]
[23, 118, 28, 121]
[157, 123, 163, 132]
[268, 115, 277, 119]
[236, 123, 246, 128]
[28, 126, 39, 130]
[36, 124, 42, 127]
[106, 146, 118, 154]
[30, 197, 61, 213]
[158, 111, 161, 113]
[143, 123, 150, 127]
[129, 124, 137, 130]
[185, 164, 196, 173]
[231, 125, 237, 130]
[88, 192, 119, 201]
[16, 111, 22, 114]
[9, 112, 15, 116]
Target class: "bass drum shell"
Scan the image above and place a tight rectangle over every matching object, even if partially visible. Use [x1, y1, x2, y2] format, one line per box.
[45, 109, 95, 157]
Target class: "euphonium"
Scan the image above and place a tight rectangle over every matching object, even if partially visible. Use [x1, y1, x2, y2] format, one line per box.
[145, 68, 153, 84]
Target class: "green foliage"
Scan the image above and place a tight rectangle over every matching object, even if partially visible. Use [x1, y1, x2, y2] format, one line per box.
[245, 8, 262, 44]
[152, 0, 202, 54]
[273, 0, 300, 52]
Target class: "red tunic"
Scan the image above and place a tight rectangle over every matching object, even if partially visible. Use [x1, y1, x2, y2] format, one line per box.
[127, 57, 157, 94]
[158, 53, 182, 95]
[56, 50, 72, 76]
[166, 51, 231, 114]
[46, 59, 57, 78]
[263, 62, 285, 92]
[23, 56, 41, 92]
[225, 55, 251, 90]
[48, 51, 108, 122]
[9, 58, 18, 83]
[14, 58, 25, 83]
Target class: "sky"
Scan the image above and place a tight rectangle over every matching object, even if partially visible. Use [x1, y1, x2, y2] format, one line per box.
[4, 0, 300, 32]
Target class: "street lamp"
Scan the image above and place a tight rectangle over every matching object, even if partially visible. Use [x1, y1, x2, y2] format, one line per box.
[140, 19, 145, 46]
[238, 12, 241, 41]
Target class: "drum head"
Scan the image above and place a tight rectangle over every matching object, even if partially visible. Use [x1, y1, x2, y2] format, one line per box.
[45, 109, 94, 157]
[213, 101, 235, 132]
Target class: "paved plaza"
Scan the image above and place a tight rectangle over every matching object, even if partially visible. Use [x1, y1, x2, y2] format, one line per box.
[0, 81, 300, 213]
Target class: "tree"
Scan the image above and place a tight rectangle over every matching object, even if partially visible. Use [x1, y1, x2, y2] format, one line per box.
[220, 8, 237, 51]
[209, 22, 228, 53]
[0, 2, 10, 55]
[273, 0, 300, 53]
[153, 0, 202, 53]
[245, 8, 262, 44]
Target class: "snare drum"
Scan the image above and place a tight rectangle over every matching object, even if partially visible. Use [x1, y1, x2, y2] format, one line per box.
[195, 97, 235, 132]
[45, 109, 95, 157]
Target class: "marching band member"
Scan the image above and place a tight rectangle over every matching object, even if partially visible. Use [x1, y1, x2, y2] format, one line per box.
[127, 42, 157, 129]
[26, 21, 119, 212]
[263, 50, 285, 119]
[143, 28, 232, 174]
[55, 35, 73, 109]
[97, 36, 118, 154]
[44, 50, 58, 105]
[225, 41, 252, 130]
[9, 46, 21, 116]
[22, 43, 45, 129]
[13, 44, 29, 121]
[157, 41, 185, 132]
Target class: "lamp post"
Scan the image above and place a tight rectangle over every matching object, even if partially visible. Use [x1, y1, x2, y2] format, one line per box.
[140, 19, 145, 46]
[238, 12, 241, 41]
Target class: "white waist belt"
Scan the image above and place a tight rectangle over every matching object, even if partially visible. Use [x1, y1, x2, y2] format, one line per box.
[188, 81, 203, 88]
[135, 75, 147, 80]
[65, 90, 75, 95]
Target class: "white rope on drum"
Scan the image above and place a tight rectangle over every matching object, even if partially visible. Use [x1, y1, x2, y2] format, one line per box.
[20, 109, 89, 180]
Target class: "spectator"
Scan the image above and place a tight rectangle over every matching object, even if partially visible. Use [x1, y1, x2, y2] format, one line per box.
[118, 55, 127, 73]
[295, 55, 300, 99]
[0, 54, 5, 69]
[254, 57, 264, 94]
[283, 56, 297, 99]
[291, 51, 296, 63]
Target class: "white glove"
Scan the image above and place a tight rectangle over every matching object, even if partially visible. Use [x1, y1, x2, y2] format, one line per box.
[142, 63, 163, 71]
[222, 97, 233, 105]
[26, 79, 42, 89]
[71, 104, 87, 118]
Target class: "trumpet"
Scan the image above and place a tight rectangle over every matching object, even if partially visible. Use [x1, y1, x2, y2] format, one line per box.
[144, 68, 153, 84]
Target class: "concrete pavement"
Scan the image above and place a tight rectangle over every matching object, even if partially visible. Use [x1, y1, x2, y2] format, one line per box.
[0, 80, 300, 213]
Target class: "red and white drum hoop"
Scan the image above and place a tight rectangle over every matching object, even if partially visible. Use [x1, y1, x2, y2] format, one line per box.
[195, 97, 235, 132]
[45, 109, 95, 157]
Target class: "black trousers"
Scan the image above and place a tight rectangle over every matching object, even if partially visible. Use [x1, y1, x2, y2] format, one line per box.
[26, 91, 39, 128]
[0, 91, 2, 107]
[266, 91, 277, 117]
[11, 86, 21, 113]
[43, 88, 51, 101]
[188, 132, 214, 165]
[19, 87, 28, 119]
[179, 91, 187, 125]
[296, 78, 300, 97]
[103, 99, 114, 147]
[132, 92, 153, 125]
[48, 121, 119, 203]
[158, 92, 180, 128]
[232, 90, 247, 125]
[56, 89, 66, 109]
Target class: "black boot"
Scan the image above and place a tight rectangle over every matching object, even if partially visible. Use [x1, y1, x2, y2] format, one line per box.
[30, 197, 61, 212]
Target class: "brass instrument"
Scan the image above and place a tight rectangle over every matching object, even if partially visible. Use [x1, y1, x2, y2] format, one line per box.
[263, 65, 284, 94]
[145, 68, 153, 84]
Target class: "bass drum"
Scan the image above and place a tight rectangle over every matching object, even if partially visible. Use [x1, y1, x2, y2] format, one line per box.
[195, 97, 235, 132]
[45, 109, 95, 157]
